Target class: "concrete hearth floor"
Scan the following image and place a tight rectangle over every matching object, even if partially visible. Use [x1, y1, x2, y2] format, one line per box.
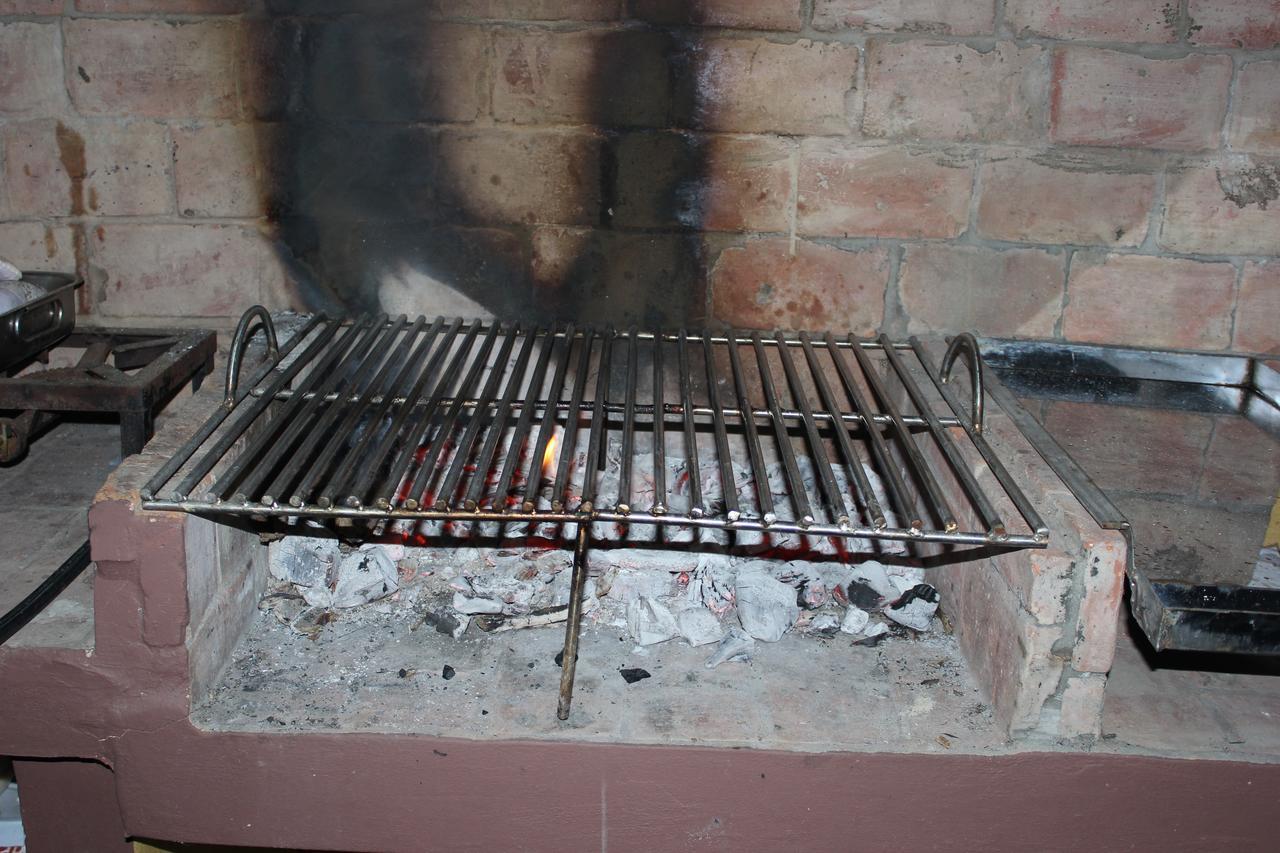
[194, 603, 1004, 753]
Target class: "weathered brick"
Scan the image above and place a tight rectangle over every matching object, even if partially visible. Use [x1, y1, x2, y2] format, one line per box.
[796, 143, 971, 238]
[710, 238, 888, 333]
[977, 154, 1155, 246]
[629, 0, 803, 30]
[682, 38, 858, 134]
[1005, 0, 1176, 42]
[430, 0, 620, 20]
[1059, 674, 1105, 738]
[612, 132, 792, 232]
[74, 0, 252, 11]
[1063, 253, 1236, 349]
[813, 0, 995, 34]
[89, 223, 286, 320]
[3, 119, 172, 216]
[0, 23, 64, 116]
[863, 40, 1046, 143]
[0, 222, 78, 273]
[935, 549, 1064, 732]
[1160, 157, 1280, 255]
[1043, 400, 1215, 495]
[1050, 47, 1232, 151]
[1198, 416, 1280, 505]
[900, 245, 1065, 338]
[530, 227, 707, 325]
[66, 19, 247, 118]
[493, 28, 673, 127]
[1235, 261, 1280, 354]
[0, 1, 62, 13]
[309, 20, 488, 122]
[1228, 61, 1280, 155]
[1064, 501, 1127, 673]
[1188, 0, 1280, 48]
[173, 123, 265, 218]
[435, 129, 601, 226]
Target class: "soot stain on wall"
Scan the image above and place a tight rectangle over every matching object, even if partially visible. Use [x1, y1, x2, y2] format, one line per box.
[254, 2, 708, 326]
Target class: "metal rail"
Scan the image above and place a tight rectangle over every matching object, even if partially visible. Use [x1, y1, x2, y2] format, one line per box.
[141, 309, 1055, 720]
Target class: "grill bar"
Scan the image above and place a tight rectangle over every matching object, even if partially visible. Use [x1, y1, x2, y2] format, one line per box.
[317, 316, 443, 508]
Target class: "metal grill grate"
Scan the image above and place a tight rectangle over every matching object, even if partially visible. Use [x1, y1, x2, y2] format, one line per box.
[141, 308, 1052, 719]
[143, 311, 1048, 547]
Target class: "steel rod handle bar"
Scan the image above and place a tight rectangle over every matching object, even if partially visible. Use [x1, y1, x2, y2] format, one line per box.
[940, 332, 986, 434]
[223, 305, 279, 407]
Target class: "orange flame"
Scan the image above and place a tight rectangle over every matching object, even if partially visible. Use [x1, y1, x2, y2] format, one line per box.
[542, 434, 560, 477]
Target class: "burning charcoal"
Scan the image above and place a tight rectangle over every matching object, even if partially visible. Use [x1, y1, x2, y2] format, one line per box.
[441, 664, 456, 680]
[797, 577, 829, 610]
[839, 605, 870, 636]
[451, 592, 504, 615]
[619, 668, 651, 684]
[412, 607, 468, 640]
[328, 546, 399, 608]
[704, 627, 755, 668]
[851, 622, 891, 646]
[626, 596, 679, 646]
[844, 580, 884, 611]
[675, 607, 724, 647]
[734, 567, 800, 642]
[803, 612, 841, 637]
[681, 554, 736, 616]
[887, 584, 940, 632]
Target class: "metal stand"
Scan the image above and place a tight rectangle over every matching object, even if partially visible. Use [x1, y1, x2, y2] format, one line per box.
[556, 521, 592, 721]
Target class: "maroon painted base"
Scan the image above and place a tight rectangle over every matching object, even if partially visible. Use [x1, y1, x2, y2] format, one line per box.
[13, 759, 130, 853]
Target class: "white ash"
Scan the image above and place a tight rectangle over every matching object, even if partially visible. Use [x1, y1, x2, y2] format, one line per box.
[704, 627, 755, 668]
[676, 606, 724, 646]
[886, 584, 941, 632]
[840, 605, 870, 636]
[264, 534, 943, 657]
[733, 565, 801, 642]
[627, 596, 680, 645]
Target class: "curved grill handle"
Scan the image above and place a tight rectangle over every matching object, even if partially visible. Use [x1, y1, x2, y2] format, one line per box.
[224, 305, 279, 407]
[940, 333, 985, 434]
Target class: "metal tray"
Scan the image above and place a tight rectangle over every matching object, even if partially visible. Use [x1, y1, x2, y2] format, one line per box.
[0, 272, 81, 373]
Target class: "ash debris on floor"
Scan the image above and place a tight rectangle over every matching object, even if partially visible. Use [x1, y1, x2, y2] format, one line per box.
[194, 538, 1003, 753]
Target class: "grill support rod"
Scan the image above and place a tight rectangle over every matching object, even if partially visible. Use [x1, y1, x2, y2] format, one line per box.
[556, 521, 592, 721]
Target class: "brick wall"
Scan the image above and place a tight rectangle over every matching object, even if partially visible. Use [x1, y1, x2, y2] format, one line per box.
[0, 1, 1276, 352]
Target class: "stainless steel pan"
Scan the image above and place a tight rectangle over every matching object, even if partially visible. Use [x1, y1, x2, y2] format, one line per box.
[0, 272, 82, 372]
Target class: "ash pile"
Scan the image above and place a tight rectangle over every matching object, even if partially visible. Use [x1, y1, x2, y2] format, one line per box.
[263, 536, 943, 666]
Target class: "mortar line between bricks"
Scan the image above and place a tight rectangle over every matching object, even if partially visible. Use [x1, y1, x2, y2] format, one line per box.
[786, 145, 799, 256]
[881, 243, 908, 337]
[1221, 53, 1244, 152]
[799, 0, 815, 32]
[15, 12, 1280, 61]
[993, 0, 1008, 39]
[1226, 260, 1245, 348]
[1177, 0, 1192, 43]
[22, 209, 1280, 266]
[1054, 249, 1073, 340]
[1141, 167, 1169, 254]
[963, 148, 986, 242]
